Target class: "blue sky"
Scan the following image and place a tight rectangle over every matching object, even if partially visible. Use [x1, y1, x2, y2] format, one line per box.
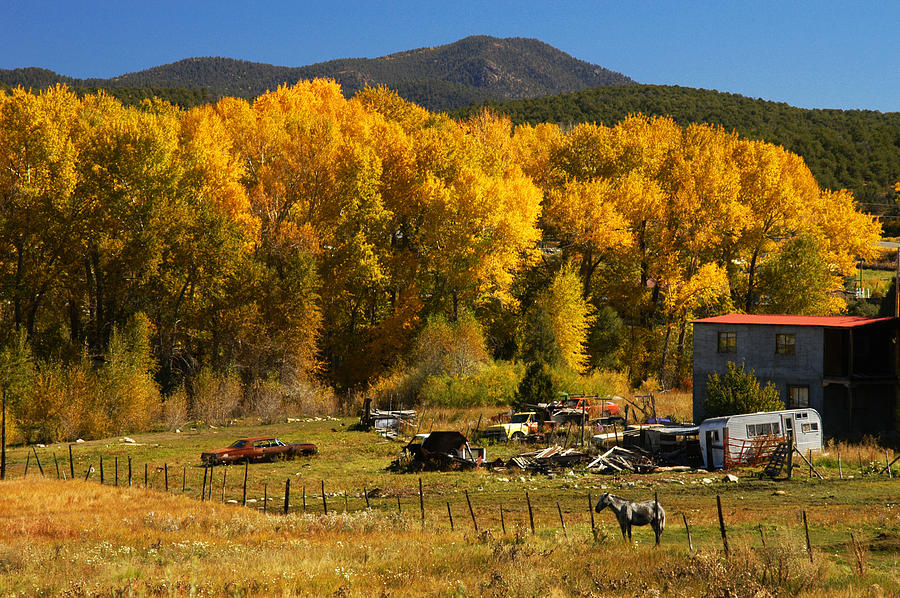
[3, 0, 898, 112]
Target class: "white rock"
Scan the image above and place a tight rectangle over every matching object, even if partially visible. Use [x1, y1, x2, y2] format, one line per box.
[227, 499, 238, 504]
[37, 443, 46, 448]
[122, 437, 136, 444]
[723, 474, 739, 483]
[76, 438, 85, 443]
[175, 429, 181, 434]
[702, 478, 713, 484]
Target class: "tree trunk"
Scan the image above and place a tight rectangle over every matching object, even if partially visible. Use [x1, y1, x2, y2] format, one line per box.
[744, 246, 761, 313]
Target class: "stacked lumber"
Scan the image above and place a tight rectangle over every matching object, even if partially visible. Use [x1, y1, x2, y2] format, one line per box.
[586, 446, 654, 474]
[507, 445, 590, 472]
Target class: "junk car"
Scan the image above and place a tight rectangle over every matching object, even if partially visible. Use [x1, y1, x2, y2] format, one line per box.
[201, 436, 317, 465]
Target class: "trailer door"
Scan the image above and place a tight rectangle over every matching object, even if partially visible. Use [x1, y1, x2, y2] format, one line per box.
[705, 428, 723, 469]
[783, 415, 794, 445]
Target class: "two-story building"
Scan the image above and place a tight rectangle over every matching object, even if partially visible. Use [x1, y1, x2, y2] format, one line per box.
[692, 314, 900, 436]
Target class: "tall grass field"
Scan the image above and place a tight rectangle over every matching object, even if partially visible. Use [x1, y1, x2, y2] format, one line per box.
[1, 412, 898, 596]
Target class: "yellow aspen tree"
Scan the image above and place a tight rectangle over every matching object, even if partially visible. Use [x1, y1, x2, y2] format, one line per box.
[0, 86, 82, 336]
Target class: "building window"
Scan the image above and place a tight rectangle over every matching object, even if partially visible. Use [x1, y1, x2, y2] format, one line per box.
[801, 422, 819, 433]
[776, 333, 796, 355]
[789, 385, 809, 408]
[718, 331, 736, 353]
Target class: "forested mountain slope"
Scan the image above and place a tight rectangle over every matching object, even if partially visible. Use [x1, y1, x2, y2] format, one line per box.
[0, 36, 634, 111]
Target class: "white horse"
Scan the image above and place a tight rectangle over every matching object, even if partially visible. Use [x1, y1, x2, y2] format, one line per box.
[595, 492, 666, 545]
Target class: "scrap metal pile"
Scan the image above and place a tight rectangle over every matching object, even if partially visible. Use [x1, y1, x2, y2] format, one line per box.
[391, 431, 485, 472]
[496, 445, 591, 473]
[586, 445, 655, 474]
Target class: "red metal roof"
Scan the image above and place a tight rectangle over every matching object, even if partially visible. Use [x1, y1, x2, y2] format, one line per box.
[692, 314, 897, 328]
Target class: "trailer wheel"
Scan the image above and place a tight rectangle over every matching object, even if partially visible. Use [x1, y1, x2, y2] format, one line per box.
[512, 431, 525, 441]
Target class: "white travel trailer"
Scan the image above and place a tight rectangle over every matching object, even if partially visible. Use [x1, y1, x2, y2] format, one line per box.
[699, 408, 823, 470]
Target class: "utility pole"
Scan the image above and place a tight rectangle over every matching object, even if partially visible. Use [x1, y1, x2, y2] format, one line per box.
[894, 249, 899, 317]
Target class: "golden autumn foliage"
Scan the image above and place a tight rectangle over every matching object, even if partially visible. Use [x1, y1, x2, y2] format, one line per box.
[0, 82, 885, 431]
[525, 114, 881, 383]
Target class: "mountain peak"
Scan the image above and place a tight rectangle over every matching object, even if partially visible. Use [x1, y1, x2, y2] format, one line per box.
[0, 36, 635, 111]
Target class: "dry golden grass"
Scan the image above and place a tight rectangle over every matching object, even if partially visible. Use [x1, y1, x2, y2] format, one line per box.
[1, 475, 897, 597]
[2, 415, 899, 597]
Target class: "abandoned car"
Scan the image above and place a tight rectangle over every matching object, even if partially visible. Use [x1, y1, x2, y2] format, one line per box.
[200, 436, 317, 465]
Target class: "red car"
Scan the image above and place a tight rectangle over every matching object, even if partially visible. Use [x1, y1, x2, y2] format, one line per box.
[201, 436, 317, 465]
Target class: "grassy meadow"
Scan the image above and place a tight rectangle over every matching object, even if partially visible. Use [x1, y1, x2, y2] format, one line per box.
[1, 408, 899, 597]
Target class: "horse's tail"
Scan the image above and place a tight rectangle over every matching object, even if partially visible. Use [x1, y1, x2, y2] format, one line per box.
[658, 505, 666, 533]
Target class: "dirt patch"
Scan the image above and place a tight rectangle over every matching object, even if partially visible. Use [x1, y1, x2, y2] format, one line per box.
[868, 532, 900, 552]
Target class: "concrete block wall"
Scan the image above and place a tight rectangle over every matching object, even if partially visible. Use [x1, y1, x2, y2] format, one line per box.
[692, 323, 824, 422]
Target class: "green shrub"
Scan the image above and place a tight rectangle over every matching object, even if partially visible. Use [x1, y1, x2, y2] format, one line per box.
[419, 362, 523, 407]
[549, 367, 624, 399]
[514, 361, 555, 406]
[704, 361, 783, 417]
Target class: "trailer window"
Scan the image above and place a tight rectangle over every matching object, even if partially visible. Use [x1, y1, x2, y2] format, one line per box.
[718, 332, 736, 353]
[801, 422, 818, 433]
[746, 423, 774, 437]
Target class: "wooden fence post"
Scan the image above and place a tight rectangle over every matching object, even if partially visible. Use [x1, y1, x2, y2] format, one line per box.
[526, 491, 535, 535]
[242, 461, 249, 506]
[418, 477, 425, 530]
[465, 489, 478, 532]
[683, 514, 693, 552]
[201, 466, 207, 501]
[144, 463, 148, 487]
[850, 533, 865, 575]
[500, 503, 506, 534]
[24, 452, 30, 477]
[284, 478, 291, 515]
[321, 480, 328, 515]
[99, 455, 104, 484]
[446, 502, 454, 531]
[69, 444, 74, 480]
[182, 466, 186, 493]
[54, 453, 61, 479]
[128, 457, 132, 486]
[838, 450, 843, 479]
[588, 493, 595, 535]
[32, 446, 44, 477]
[758, 523, 766, 548]
[221, 467, 227, 502]
[208, 465, 214, 501]
[654, 491, 661, 546]
[396, 496, 401, 514]
[803, 510, 813, 563]
[885, 449, 893, 479]
[716, 494, 730, 557]
[164, 463, 169, 492]
[302, 486, 306, 511]
[263, 484, 268, 514]
[364, 485, 370, 509]
[557, 502, 567, 538]
[84, 464, 93, 481]
[114, 457, 118, 486]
